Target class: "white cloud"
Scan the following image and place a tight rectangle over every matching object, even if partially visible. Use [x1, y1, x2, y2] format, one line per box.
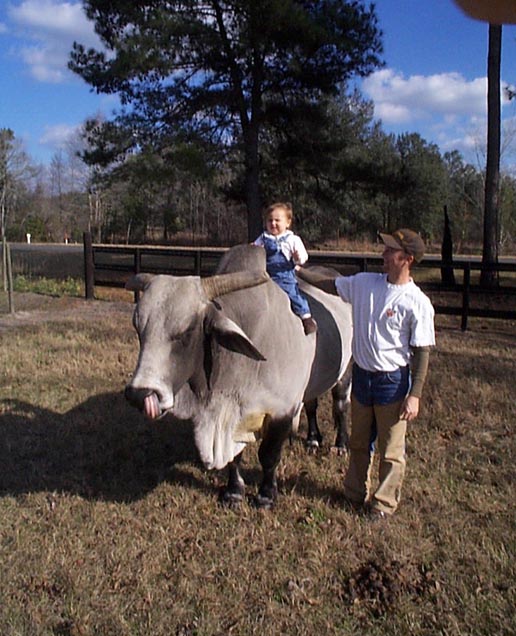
[19, 44, 68, 82]
[6, 0, 101, 84]
[373, 102, 413, 124]
[39, 122, 78, 148]
[361, 68, 516, 166]
[9, 0, 97, 43]
[362, 69, 488, 124]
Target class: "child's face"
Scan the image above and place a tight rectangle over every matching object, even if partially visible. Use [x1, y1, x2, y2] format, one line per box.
[265, 207, 291, 236]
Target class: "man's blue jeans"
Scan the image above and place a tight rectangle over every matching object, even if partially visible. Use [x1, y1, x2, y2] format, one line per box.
[352, 363, 410, 407]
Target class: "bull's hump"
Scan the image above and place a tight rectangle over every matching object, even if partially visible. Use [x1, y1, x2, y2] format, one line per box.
[216, 244, 266, 274]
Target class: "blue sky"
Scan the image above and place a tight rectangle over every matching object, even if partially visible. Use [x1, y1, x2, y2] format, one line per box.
[1, 0, 516, 170]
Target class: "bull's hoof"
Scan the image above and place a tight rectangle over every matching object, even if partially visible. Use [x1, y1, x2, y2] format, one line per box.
[330, 445, 348, 457]
[219, 488, 244, 509]
[305, 439, 320, 455]
[253, 493, 275, 510]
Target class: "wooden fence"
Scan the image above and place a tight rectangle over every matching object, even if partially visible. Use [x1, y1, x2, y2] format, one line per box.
[83, 233, 516, 331]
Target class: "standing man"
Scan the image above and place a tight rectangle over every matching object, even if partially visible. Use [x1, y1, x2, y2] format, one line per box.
[297, 229, 435, 519]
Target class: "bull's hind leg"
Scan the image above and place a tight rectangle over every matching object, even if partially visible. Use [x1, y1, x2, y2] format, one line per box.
[255, 418, 292, 509]
[304, 397, 323, 452]
[331, 378, 351, 455]
[220, 450, 245, 508]
[331, 364, 353, 455]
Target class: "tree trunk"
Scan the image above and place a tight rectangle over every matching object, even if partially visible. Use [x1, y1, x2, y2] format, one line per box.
[481, 24, 501, 288]
[244, 124, 263, 243]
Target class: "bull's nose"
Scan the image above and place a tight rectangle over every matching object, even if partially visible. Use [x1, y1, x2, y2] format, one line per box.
[124, 385, 154, 410]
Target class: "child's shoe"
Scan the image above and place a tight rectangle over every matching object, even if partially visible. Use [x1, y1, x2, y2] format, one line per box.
[302, 316, 318, 335]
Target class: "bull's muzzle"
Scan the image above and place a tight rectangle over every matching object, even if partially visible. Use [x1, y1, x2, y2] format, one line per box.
[125, 385, 164, 420]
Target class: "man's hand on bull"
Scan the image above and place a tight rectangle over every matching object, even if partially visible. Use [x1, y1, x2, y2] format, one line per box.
[296, 266, 339, 295]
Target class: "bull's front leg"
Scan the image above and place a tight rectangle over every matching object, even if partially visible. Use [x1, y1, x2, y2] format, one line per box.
[255, 417, 292, 509]
[220, 450, 245, 508]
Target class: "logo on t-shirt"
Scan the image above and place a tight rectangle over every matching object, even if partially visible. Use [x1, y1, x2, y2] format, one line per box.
[386, 308, 395, 318]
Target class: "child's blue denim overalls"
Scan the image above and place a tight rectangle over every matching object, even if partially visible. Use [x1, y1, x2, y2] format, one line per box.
[261, 233, 311, 317]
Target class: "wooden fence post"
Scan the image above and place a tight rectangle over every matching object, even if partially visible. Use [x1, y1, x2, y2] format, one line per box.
[461, 263, 471, 331]
[441, 206, 456, 286]
[2, 237, 7, 292]
[133, 247, 141, 303]
[83, 232, 95, 300]
[6, 242, 14, 313]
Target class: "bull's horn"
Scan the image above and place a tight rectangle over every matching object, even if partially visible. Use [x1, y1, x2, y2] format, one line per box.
[201, 270, 269, 300]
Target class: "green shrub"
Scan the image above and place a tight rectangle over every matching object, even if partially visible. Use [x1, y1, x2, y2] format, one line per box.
[13, 276, 83, 297]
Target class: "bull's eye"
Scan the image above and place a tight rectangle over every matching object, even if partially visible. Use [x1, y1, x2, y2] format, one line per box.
[171, 327, 194, 347]
[181, 327, 197, 346]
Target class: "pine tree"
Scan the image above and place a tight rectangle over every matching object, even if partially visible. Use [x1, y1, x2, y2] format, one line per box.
[69, 0, 383, 240]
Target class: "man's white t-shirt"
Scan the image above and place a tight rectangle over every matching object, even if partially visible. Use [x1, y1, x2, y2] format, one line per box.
[335, 272, 435, 372]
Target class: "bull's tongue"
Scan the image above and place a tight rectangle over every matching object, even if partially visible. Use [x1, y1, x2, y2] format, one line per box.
[143, 393, 161, 419]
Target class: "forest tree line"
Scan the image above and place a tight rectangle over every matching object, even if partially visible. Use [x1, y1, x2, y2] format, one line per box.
[2, 1, 515, 253]
[2, 111, 515, 253]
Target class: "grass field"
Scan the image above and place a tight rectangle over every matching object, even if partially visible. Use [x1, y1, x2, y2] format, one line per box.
[0, 286, 514, 635]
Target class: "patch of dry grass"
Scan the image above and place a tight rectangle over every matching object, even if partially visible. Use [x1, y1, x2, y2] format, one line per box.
[0, 294, 514, 635]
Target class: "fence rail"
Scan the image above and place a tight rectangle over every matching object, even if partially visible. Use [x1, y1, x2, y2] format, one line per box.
[83, 233, 516, 331]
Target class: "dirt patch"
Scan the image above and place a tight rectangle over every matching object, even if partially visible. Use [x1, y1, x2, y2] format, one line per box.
[0, 292, 133, 332]
[345, 558, 440, 617]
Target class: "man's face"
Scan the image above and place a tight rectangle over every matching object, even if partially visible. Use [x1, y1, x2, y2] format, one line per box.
[382, 245, 411, 276]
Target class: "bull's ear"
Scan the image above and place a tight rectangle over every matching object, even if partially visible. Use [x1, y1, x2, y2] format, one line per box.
[125, 273, 155, 292]
[205, 309, 266, 361]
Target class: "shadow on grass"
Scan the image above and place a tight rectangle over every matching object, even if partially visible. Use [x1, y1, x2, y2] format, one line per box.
[0, 392, 215, 502]
[0, 392, 350, 508]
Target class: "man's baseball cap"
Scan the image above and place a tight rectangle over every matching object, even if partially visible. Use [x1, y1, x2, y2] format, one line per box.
[379, 228, 425, 263]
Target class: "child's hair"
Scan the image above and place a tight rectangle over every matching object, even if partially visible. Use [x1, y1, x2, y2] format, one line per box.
[264, 201, 293, 222]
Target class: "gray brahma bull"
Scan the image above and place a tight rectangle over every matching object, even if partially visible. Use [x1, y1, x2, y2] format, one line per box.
[124, 244, 352, 508]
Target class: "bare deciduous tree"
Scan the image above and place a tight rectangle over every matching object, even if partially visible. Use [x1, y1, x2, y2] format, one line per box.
[0, 128, 35, 241]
